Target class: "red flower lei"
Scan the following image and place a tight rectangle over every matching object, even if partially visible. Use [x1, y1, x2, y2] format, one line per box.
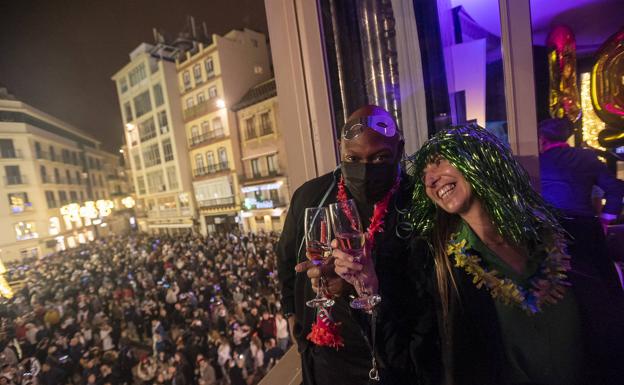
[307, 174, 401, 349]
[336, 176, 401, 250]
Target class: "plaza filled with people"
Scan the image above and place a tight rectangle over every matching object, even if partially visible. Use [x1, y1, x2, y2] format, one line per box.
[0, 231, 288, 385]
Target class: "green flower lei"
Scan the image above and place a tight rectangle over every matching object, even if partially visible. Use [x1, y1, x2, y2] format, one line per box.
[447, 233, 571, 314]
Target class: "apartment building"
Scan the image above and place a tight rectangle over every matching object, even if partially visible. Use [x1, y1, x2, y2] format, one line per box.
[175, 28, 270, 234]
[0, 87, 120, 261]
[112, 43, 195, 234]
[232, 79, 289, 232]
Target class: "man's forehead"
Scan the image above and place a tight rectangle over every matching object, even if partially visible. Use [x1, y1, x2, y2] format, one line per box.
[341, 129, 397, 153]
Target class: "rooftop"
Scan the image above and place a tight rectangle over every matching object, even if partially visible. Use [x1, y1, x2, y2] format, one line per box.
[231, 78, 277, 111]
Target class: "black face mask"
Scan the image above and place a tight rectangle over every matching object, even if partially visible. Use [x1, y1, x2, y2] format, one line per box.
[340, 162, 398, 204]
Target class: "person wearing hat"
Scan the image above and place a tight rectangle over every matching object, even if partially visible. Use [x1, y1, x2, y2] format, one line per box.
[277, 105, 437, 384]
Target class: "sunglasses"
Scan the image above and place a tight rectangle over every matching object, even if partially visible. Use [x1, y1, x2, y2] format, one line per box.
[341, 115, 397, 140]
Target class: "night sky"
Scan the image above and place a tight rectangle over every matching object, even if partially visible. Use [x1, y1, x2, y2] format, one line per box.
[0, 0, 268, 152]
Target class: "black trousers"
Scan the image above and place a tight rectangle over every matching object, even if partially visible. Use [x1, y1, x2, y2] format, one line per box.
[301, 344, 371, 385]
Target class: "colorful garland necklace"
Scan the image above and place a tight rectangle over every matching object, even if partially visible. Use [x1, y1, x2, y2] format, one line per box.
[446, 233, 571, 314]
[307, 175, 401, 349]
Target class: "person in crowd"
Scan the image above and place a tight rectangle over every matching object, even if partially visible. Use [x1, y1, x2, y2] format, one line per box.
[196, 354, 216, 385]
[0, 231, 284, 385]
[274, 312, 289, 352]
[278, 105, 438, 384]
[539, 117, 624, 301]
[336, 124, 624, 384]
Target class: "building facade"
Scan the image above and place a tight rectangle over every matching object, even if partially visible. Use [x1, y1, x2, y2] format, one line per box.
[112, 43, 196, 234]
[232, 79, 289, 232]
[175, 29, 271, 234]
[0, 88, 123, 261]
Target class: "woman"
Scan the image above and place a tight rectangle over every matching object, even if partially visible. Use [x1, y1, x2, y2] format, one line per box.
[335, 125, 624, 385]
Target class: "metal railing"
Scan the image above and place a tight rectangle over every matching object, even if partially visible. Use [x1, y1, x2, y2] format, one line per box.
[240, 171, 282, 183]
[260, 124, 274, 136]
[4, 175, 27, 186]
[197, 196, 235, 208]
[183, 98, 220, 122]
[35, 151, 80, 166]
[0, 149, 23, 159]
[188, 129, 226, 147]
[192, 162, 229, 177]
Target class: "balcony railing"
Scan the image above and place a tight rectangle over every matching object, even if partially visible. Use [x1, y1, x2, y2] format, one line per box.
[0, 149, 23, 159]
[197, 196, 235, 208]
[188, 129, 226, 147]
[4, 175, 27, 186]
[183, 98, 220, 122]
[260, 124, 274, 136]
[240, 171, 283, 184]
[35, 151, 80, 166]
[193, 162, 230, 178]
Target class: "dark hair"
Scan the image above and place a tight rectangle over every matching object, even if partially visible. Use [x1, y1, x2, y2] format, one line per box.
[538, 118, 573, 142]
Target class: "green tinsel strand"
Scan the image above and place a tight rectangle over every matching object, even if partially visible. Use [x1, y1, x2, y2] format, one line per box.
[407, 124, 563, 248]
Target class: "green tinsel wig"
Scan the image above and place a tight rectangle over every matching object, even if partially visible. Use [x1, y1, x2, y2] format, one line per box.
[408, 124, 563, 247]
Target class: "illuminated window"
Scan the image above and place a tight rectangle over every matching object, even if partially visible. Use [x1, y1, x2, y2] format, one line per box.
[14, 222, 38, 241]
[8, 192, 31, 213]
[48, 217, 61, 236]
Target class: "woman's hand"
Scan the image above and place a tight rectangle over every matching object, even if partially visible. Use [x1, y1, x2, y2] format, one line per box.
[332, 239, 378, 297]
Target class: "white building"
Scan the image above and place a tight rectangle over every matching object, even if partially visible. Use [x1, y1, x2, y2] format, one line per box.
[0, 87, 119, 261]
[112, 43, 196, 234]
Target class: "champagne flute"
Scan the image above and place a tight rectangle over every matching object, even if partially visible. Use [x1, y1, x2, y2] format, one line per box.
[329, 199, 381, 310]
[304, 207, 335, 308]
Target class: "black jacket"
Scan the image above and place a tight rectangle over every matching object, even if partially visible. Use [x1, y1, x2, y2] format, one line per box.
[277, 170, 438, 385]
[449, 250, 624, 385]
[540, 146, 624, 217]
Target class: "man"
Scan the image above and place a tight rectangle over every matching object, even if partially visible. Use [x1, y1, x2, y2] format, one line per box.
[539, 117, 624, 321]
[539, 118, 624, 229]
[277, 105, 436, 385]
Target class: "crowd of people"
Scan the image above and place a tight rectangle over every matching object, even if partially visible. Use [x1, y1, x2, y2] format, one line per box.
[0, 232, 289, 385]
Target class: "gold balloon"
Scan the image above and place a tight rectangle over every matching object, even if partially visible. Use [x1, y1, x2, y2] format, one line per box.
[547, 25, 582, 123]
[591, 27, 624, 133]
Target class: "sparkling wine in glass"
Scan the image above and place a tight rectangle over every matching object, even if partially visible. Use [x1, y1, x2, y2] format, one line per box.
[330, 199, 381, 310]
[304, 207, 335, 308]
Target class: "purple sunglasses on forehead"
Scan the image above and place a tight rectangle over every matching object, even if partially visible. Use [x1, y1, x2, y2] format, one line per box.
[341, 114, 398, 140]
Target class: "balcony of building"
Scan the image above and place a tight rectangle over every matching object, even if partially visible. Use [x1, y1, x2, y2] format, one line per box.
[196, 196, 236, 209]
[240, 170, 283, 185]
[183, 98, 220, 122]
[3, 175, 27, 186]
[147, 208, 181, 218]
[192, 161, 230, 179]
[188, 129, 227, 148]
[35, 151, 82, 167]
[0, 149, 23, 159]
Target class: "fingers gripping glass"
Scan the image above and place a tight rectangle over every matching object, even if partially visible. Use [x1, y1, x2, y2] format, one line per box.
[304, 207, 335, 308]
[342, 115, 397, 140]
[329, 199, 381, 310]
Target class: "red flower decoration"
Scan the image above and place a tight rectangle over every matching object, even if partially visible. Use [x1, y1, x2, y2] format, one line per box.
[306, 307, 344, 349]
